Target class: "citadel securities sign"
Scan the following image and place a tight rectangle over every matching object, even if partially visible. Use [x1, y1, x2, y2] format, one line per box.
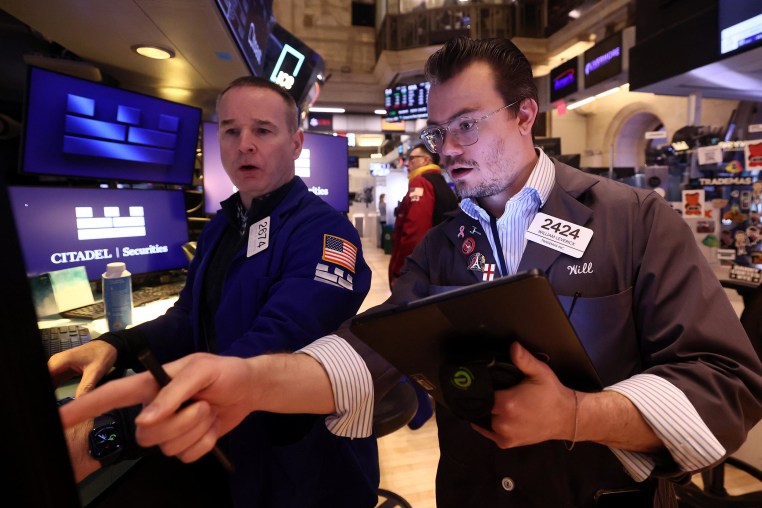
[51, 244, 170, 265]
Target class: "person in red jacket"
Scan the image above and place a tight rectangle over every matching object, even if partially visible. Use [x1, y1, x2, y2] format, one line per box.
[389, 143, 459, 288]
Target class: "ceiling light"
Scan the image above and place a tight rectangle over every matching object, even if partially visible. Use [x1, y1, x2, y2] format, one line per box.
[310, 107, 345, 113]
[568, 9, 581, 19]
[133, 45, 175, 60]
[374, 109, 387, 115]
[159, 87, 192, 101]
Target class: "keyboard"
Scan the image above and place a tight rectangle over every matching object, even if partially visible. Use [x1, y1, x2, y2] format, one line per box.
[59, 281, 186, 320]
[40, 324, 92, 359]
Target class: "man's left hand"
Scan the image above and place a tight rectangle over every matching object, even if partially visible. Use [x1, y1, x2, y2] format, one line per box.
[471, 341, 577, 448]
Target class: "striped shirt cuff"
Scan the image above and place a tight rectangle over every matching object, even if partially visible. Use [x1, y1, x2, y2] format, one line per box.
[298, 334, 374, 438]
[605, 373, 726, 481]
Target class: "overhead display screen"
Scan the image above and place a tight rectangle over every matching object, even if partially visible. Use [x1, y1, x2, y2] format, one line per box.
[263, 23, 325, 109]
[215, 0, 274, 76]
[583, 32, 623, 89]
[549, 57, 579, 103]
[384, 82, 430, 122]
[21, 67, 201, 185]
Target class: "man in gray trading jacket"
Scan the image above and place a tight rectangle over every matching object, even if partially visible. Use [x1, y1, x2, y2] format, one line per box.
[341, 36, 762, 507]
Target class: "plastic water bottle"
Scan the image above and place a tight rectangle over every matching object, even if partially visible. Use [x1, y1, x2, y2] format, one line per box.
[102, 262, 133, 332]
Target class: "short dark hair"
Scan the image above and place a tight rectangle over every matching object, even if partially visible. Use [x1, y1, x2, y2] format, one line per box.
[217, 76, 300, 133]
[424, 36, 538, 116]
[409, 142, 440, 165]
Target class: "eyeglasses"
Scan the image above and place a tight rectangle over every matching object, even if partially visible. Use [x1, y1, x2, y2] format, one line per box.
[420, 100, 520, 154]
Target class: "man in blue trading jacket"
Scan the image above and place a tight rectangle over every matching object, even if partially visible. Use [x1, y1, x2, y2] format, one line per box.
[62, 38, 762, 507]
[48, 76, 378, 507]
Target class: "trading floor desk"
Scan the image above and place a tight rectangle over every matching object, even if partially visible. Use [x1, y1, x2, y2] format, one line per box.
[39, 294, 180, 506]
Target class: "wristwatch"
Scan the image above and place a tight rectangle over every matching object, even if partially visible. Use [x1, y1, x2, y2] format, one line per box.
[88, 412, 123, 466]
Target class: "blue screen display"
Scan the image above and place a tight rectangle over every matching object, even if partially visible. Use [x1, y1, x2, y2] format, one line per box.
[202, 123, 349, 214]
[21, 67, 201, 185]
[719, 1, 762, 55]
[8, 186, 190, 280]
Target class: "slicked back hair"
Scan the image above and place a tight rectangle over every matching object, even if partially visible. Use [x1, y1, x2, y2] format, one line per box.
[216, 76, 300, 133]
[424, 36, 538, 116]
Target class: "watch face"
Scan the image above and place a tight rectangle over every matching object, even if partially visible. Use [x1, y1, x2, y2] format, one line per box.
[89, 424, 122, 459]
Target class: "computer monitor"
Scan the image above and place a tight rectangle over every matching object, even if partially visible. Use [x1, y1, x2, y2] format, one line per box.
[8, 186, 190, 281]
[202, 122, 349, 213]
[0, 177, 81, 507]
[21, 66, 201, 185]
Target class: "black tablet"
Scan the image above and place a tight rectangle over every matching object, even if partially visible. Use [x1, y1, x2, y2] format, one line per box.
[350, 269, 602, 426]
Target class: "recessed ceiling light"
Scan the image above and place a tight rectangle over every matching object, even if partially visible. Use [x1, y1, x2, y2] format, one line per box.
[133, 45, 175, 60]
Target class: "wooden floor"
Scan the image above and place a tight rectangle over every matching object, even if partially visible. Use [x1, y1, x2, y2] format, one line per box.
[357, 237, 762, 507]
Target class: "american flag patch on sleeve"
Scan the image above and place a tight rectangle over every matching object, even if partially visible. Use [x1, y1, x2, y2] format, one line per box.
[322, 234, 358, 273]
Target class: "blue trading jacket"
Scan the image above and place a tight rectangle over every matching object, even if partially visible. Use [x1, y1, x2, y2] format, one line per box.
[136, 177, 378, 507]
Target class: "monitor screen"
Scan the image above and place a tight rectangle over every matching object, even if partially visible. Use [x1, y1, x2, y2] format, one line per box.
[21, 67, 201, 185]
[384, 82, 429, 122]
[215, 0, 274, 76]
[583, 32, 623, 89]
[262, 23, 325, 109]
[202, 122, 349, 213]
[549, 57, 579, 103]
[719, 1, 762, 56]
[8, 186, 190, 281]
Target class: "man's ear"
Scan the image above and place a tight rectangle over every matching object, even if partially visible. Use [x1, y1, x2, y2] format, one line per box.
[292, 129, 305, 160]
[516, 99, 539, 137]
